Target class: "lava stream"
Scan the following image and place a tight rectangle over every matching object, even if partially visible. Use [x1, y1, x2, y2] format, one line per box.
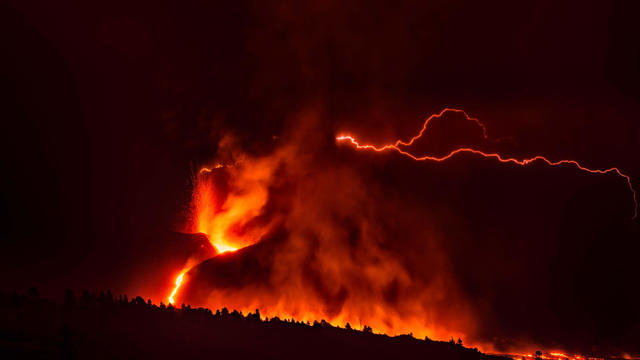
[168, 271, 186, 305]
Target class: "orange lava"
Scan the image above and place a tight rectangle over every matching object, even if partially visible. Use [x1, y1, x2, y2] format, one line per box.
[168, 271, 186, 305]
[191, 159, 274, 253]
[503, 350, 608, 360]
[167, 159, 271, 304]
[336, 108, 637, 219]
[161, 109, 637, 359]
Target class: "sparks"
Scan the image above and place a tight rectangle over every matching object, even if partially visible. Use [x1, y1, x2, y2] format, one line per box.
[336, 108, 637, 219]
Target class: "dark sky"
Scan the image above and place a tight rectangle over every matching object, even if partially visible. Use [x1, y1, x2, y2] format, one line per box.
[2, 0, 639, 355]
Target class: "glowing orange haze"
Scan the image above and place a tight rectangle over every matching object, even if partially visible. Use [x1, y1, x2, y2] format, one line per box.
[165, 108, 636, 357]
[167, 140, 289, 305]
[192, 155, 280, 253]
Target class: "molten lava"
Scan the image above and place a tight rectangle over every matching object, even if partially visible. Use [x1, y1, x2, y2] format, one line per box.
[168, 271, 185, 305]
[166, 154, 280, 304]
[503, 351, 607, 360]
[191, 157, 277, 253]
[163, 108, 637, 358]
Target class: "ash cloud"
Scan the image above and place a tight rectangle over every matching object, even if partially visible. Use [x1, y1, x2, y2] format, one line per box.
[181, 111, 477, 344]
[180, 107, 638, 355]
[3, 0, 639, 357]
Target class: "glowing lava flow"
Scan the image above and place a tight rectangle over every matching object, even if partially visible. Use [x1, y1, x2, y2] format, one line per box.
[336, 108, 638, 219]
[166, 244, 238, 305]
[502, 351, 610, 360]
[168, 271, 186, 305]
[167, 161, 252, 304]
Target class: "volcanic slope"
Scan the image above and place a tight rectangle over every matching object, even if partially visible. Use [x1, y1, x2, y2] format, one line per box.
[0, 290, 507, 360]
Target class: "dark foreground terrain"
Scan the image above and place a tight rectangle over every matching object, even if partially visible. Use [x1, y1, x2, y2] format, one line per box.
[0, 290, 508, 360]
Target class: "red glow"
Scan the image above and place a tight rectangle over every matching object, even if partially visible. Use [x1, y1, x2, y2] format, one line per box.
[504, 350, 608, 360]
[161, 108, 637, 359]
[337, 108, 637, 219]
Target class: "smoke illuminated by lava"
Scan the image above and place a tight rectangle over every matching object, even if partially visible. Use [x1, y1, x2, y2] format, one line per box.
[190, 138, 285, 254]
[166, 109, 637, 357]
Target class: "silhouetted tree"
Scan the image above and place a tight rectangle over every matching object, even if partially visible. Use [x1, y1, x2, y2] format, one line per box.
[248, 309, 260, 321]
[27, 287, 39, 298]
[64, 289, 76, 308]
[135, 296, 145, 306]
[231, 309, 242, 319]
[535, 350, 542, 360]
[0, 288, 506, 360]
[81, 290, 97, 306]
[9, 291, 23, 307]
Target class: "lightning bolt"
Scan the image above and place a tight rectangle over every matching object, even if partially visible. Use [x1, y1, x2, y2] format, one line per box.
[336, 108, 638, 220]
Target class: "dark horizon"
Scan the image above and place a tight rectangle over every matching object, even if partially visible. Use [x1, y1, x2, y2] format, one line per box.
[2, 0, 639, 358]
[2, 288, 516, 360]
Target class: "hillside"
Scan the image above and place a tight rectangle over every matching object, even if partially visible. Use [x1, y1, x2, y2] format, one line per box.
[0, 290, 508, 360]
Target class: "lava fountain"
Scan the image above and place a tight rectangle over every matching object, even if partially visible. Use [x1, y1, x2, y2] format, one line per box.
[164, 108, 637, 357]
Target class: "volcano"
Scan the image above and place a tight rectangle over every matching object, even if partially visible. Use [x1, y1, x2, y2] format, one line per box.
[178, 235, 277, 306]
[4, 1, 640, 359]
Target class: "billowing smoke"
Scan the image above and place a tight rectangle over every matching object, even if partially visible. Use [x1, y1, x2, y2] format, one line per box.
[4, 0, 639, 357]
[172, 108, 638, 356]
[179, 110, 475, 344]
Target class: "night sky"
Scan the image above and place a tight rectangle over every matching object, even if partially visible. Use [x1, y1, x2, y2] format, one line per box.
[2, 0, 639, 356]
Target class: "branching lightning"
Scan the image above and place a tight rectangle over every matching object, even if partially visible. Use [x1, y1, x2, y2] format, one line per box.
[336, 108, 638, 219]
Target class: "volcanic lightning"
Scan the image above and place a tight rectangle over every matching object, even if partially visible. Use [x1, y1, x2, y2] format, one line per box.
[162, 108, 637, 358]
[336, 108, 638, 219]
